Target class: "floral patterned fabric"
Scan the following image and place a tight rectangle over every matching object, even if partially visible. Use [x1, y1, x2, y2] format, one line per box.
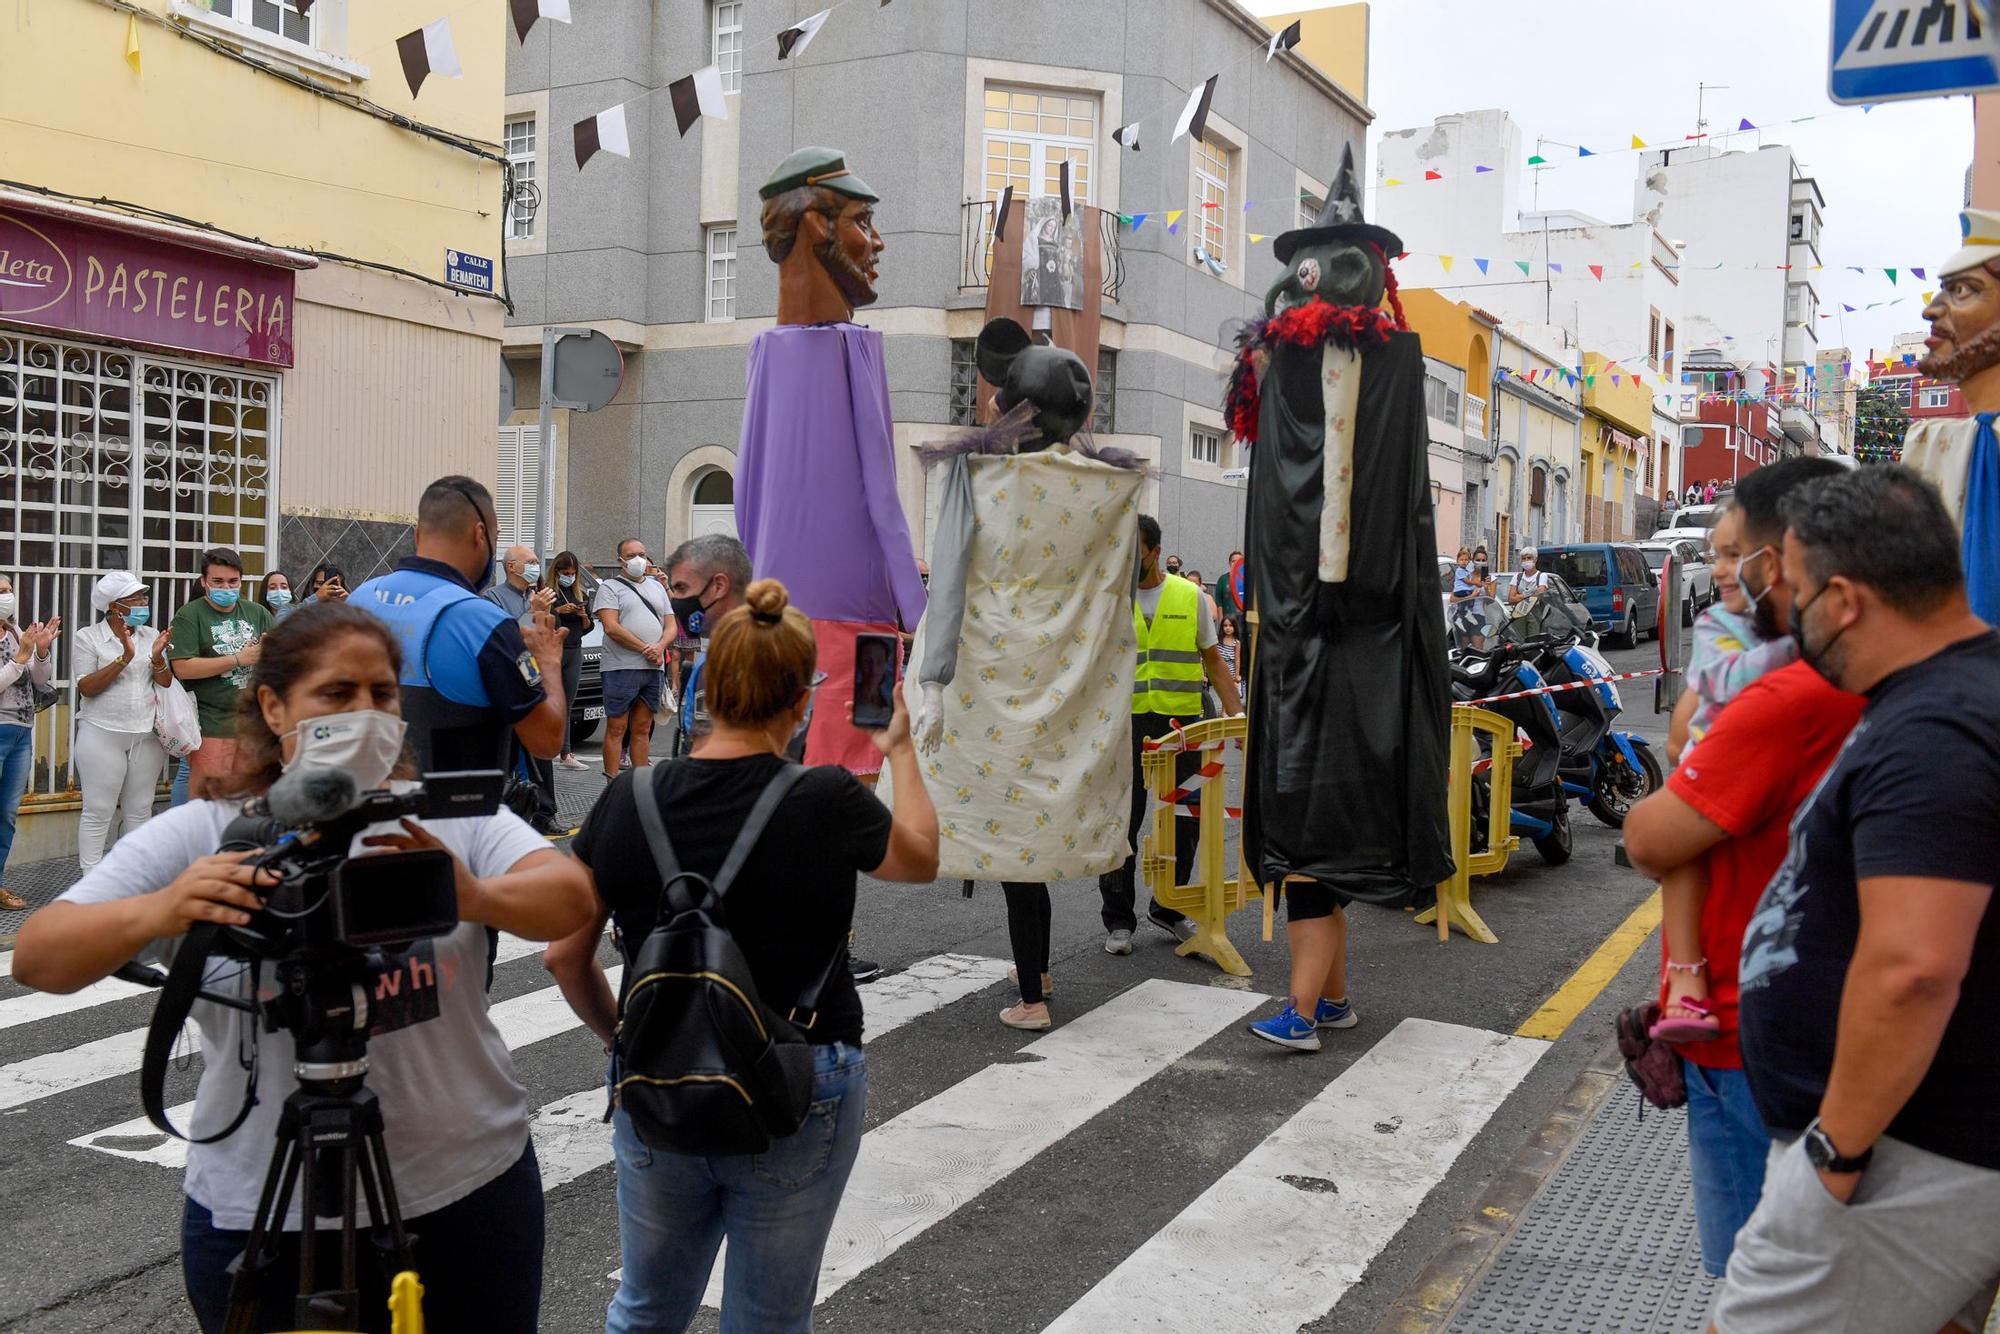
[885, 449, 1141, 881]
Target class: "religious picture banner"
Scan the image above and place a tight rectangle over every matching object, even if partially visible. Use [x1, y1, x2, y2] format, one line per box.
[1019, 196, 1085, 313]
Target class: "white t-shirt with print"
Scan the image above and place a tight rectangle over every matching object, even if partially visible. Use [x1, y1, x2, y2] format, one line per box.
[57, 800, 550, 1229]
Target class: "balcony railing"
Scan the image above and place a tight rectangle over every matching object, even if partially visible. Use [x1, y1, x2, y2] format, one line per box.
[959, 199, 1125, 302]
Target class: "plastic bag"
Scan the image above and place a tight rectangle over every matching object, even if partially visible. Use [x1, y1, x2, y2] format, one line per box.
[153, 679, 202, 759]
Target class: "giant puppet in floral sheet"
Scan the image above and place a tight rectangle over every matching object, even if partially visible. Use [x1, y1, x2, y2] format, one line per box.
[1225, 144, 1453, 909]
[734, 147, 926, 775]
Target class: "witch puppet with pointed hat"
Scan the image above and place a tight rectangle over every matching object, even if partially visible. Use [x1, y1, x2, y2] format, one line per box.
[1899, 207, 2000, 624]
[733, 147, 927, 776]
[1228, 142, 1454, 930]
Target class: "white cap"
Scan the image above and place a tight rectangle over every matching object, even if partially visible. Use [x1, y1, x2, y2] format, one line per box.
[1941, 207, 2000, 279]
[91, 570, 145, 614]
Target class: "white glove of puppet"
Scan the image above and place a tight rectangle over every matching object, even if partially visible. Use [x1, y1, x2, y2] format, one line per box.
[914, 681, 946, 754]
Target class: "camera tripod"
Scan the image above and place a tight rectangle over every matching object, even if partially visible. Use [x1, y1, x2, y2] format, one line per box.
[224, 1037, 421, 1334]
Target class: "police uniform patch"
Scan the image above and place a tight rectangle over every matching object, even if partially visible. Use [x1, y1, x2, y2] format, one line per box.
[516, 650, 543, 687]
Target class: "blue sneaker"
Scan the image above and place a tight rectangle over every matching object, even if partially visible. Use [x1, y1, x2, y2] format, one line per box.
[1315, 997, 1358, 1030]
[1248, 1003, 1321, 1052]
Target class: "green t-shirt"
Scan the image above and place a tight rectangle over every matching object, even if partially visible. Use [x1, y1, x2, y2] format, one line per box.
[168, 596, 275, 738]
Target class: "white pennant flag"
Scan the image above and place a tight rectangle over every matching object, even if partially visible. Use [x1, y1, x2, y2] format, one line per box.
[573, 102, 631, 167]
[395, 17, 462, 98]
[1265, 18, 1301, 61]
[1171, 74, 1217, 145]
[777, 8, 831, 59]
[670, 64, 729, 136]
[1112, 122, 1140, 152]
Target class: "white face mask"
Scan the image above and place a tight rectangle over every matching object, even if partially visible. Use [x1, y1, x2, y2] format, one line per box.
[0, 592, 15, 623]
[283, 709, 408, 794]
[623, 556, 649, 579]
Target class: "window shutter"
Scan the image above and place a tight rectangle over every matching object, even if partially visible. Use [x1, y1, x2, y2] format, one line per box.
[494, 426, 540, 549]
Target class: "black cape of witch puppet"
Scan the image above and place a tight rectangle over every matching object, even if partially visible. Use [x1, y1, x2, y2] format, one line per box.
[1227, 144, 1453, 907]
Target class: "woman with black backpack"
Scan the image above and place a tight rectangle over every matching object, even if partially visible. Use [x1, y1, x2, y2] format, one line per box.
[549, 578, 939, 1334]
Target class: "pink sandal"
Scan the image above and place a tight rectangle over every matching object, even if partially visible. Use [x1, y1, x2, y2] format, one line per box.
[1649, 997, 1721, 1043]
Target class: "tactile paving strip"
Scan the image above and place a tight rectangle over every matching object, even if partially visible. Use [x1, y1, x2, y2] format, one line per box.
[1447, 1083, 1719, 1334]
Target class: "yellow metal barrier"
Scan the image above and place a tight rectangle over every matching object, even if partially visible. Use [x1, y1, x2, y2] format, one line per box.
[1141, 716, 1272, 977]
[1414, 706, 1522, 944]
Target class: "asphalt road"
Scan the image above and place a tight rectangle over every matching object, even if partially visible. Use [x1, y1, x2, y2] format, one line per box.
[0, 639, 1675, 1334]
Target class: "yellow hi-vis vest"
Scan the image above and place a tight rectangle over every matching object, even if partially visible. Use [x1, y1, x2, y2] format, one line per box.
[1133, 575, 1206, 716]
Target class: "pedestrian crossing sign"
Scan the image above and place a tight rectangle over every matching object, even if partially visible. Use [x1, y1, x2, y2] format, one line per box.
[1830, 0, 2000, 104]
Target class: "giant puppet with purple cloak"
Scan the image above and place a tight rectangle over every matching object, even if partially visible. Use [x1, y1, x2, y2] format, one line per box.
[734, 148, 927, 775]
[1227, 145, 1454, 911]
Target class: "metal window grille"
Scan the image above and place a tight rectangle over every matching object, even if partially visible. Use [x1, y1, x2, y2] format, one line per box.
[706, 226, 737, 321]
[712, 1, 743, 94]
[949, 339, 978, 427]
[0, 329, 278, 798]
[1092, 348, 1116, 435]
[505, 115, 537, 240]
[1194, 139, 1231, 262]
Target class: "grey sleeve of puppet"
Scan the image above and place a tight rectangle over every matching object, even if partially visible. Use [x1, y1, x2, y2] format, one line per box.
[919, 454, 975, 688]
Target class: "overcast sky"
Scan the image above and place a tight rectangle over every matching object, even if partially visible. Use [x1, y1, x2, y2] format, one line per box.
[1243, 0, 1974, 367]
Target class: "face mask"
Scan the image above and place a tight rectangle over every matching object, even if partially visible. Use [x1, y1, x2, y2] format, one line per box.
[1521, 558, 1536, 571]
[670, 580, 718, 637]
[1738, 546, 1777, 607]
[523, 563, 542, 585]
[558, 574, 576, 589]
[266, 589, 292, 610]
[1789, 584, 1850, 685]
[0, 593, 13, 623]
[207, 586, 241, 611]
[623, 556, 649, 580]
[284, 709, 409, 794]
[123, 606, 151, 627]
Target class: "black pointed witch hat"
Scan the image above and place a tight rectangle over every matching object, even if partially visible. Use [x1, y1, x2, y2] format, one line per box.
[1273, 143, 1403, 265]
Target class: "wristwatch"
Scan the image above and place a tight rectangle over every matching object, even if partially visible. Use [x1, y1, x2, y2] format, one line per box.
[1802, 1118, 1873, 1173]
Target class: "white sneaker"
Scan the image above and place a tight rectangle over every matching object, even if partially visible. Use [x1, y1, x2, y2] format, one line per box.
[1104, 929, 1134, 956]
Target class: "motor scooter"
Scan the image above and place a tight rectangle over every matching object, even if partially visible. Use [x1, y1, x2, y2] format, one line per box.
[1524, 613, 1665, 827]
[1447, 600, 1575, 865]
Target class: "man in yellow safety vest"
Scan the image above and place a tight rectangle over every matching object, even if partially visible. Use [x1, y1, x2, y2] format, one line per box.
[1100, 514, 1245, 955]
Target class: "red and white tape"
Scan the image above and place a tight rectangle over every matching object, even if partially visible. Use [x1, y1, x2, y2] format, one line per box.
[1144, 727, 1244, 817]
[1457, 667, 1664, 707]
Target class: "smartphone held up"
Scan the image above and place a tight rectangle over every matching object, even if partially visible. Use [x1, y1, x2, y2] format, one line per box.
[851, 632, 899, 730]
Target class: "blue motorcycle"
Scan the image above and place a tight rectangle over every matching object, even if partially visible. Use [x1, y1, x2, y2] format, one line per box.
[1528, 620, 1664, 828]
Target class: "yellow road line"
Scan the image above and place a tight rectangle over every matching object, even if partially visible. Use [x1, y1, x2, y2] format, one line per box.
[1515, 889, 1662, 1041]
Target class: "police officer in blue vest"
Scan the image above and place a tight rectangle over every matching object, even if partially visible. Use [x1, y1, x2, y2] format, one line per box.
[351, 476, 569, 776]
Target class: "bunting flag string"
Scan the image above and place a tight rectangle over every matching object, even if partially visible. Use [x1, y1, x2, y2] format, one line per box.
[1172, 74, 1219, 145]
[510, 0, 571, 44]
[395, 18, 462, 99]
[1264, 18, 1302, 61]
[777, 9, 832, 59]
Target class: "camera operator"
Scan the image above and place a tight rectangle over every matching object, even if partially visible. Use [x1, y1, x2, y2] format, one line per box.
[12, 602, 593, 1333]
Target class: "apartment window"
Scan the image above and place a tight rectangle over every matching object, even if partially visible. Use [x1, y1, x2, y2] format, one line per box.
[705, 225, 737, 321]
[505, 115, 537, 241]
[209, 0, 313, 45]
[1647, 308, 1661, 367]
[1423, 374, 1461, 427]
[1790, 212, 1805, 241]
[1192, 137, 1233, 267]
[711, 1, 743, 94]
[949, 339, 979, 427]
[1920, 386, 1952, 408]
[1297, 191, 1323, 232]
[1190, 423, 1224, 467]
[983, 87, 1095, 210]
[1662, 321, 1676, 383]
[1092, 348, 1117, 434]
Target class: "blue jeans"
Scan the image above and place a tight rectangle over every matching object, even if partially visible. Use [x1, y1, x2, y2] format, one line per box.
[170, 756, 191, 807]
[1684, 1060, 1772, 1277]
[607, 1041, 867, 1334]
[0, 723, 34, 884]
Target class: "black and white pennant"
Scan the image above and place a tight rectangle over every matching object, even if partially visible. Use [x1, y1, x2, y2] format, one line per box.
[1059, 159, 1072, 222]
[777, 9, 831, 59]
[1265, 19, 1301, 61]
[1111, 122, 1140, 152]
[510, 0, 571, 44]
[573, 103, 631, 168]
[669, 64, 728, 137]
[395, 18, 461, 99]
[991, 186, 1014, 242]
[1171, 73, 1217, 145]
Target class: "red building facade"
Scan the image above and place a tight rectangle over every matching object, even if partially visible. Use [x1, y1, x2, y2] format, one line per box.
[1679, 398, 1785, 491]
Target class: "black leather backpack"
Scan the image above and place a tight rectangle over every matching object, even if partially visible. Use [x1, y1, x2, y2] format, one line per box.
[611, 760, 842, 1155]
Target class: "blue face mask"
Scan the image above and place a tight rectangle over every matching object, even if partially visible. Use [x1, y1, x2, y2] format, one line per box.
[558, 574, 576, 589]
[122, 606, 151, 627]
[207, 586, 241, 611]
[523, 563, 543, 585]
[266, 588, 292, 609]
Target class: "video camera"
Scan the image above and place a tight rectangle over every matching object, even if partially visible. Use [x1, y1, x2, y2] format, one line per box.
[216, 766, 507, 962]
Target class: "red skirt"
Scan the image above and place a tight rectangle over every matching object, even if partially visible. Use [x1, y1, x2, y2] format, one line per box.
[805, 617, 899, 775]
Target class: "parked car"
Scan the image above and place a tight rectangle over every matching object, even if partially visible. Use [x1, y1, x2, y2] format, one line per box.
[1636, 539, 1715, 626]
[1535, 543, 1661, 649]
[569, 625, 604, 744]
[1652, 502, 1726, 545]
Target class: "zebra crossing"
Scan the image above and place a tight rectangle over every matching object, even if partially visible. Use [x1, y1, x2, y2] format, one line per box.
[1, 932, 1552, 1332]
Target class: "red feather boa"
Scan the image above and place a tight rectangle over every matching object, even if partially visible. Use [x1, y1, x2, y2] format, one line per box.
[1226, 300, 1399, 446]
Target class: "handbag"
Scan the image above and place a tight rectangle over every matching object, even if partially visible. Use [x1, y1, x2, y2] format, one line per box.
[29, 678, 58, 714]
[1615, 1002, 1687, 1115]
[153, 678, 203, 759]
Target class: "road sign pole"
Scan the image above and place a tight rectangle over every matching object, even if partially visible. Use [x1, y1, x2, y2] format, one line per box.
[535, 326, 556, 559]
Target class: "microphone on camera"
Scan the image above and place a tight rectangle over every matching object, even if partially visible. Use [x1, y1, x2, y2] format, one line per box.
[246, 765, 361, 829]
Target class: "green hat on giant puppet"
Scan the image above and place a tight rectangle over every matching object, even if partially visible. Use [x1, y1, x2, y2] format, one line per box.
[1273, 142, 1402, 265]
[759, 147, 879, 202]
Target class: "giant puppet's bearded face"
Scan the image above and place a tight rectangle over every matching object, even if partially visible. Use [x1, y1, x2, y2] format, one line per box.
[1264, 236, 1385, 320]
[1918, 262, 2000, 383]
